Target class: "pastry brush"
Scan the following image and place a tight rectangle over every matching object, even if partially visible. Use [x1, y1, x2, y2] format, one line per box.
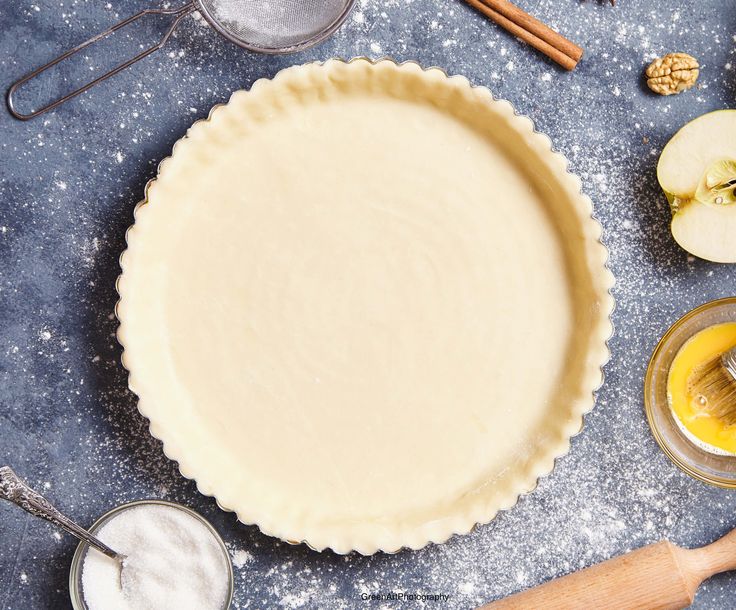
[687, 345, 736, 425]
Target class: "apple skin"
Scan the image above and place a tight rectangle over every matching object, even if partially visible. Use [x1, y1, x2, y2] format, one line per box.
[657, 109, 736, 263]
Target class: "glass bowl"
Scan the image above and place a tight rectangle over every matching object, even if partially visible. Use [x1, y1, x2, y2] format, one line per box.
[69, 499, 234, 610]
[645, 296, 736, 487]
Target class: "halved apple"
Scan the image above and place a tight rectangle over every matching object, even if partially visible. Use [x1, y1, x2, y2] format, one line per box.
[657, 110, 736, 263]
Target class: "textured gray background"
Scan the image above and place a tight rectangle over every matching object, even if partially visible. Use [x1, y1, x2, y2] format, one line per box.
[1, 0, 735, 608]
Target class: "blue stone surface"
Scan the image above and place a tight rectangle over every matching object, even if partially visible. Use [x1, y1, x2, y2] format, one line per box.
[1, 0, 735, 608]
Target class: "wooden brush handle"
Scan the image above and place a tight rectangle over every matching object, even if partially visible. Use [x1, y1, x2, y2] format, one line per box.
[481, 529, 736, 610]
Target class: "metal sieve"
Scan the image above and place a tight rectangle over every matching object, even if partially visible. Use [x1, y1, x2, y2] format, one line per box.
[7, 0, 355, 121]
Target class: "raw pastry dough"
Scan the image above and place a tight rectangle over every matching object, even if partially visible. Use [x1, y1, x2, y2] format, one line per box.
[117, 59, 613, 554]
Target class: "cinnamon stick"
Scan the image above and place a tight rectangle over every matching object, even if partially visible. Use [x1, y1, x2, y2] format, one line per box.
[462, 0, 583, 71]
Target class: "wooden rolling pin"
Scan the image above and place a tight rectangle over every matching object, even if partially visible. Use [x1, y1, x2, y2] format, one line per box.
[481, 529, 736, 610]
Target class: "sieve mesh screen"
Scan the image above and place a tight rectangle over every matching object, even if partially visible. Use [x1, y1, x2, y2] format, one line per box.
[198, 0, 353, 51]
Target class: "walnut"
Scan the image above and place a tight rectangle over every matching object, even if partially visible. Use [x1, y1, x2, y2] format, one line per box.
[645, 53, 699, 95]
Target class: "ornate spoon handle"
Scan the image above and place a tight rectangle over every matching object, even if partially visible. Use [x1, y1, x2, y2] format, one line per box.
[0, 466, 122, 560]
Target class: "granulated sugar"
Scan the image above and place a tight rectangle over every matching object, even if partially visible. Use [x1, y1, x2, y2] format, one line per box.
[81, 504, 230, 610]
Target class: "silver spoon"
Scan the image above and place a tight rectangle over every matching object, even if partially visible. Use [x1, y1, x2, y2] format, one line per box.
[0, 466, 124, 562]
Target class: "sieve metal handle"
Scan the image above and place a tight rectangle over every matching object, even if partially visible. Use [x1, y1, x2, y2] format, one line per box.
[6, 3, 195, 121]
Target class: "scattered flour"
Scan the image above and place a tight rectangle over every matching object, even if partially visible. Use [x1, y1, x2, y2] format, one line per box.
[232, 548, 254, 569]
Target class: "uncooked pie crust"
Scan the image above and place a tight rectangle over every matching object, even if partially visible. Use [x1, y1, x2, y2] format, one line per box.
[116, 59, 614, 554]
